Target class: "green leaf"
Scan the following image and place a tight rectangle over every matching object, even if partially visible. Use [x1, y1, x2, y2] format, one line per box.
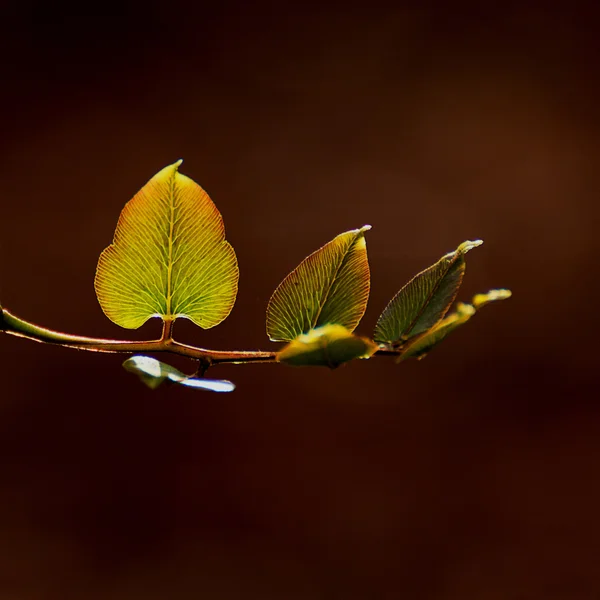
[276, 324, 378, 368]
[95, 161, 239, 330]
[266, 226, 371, 342]
[472, 288, 513, 309]
[122, 355, 235, 392]
[399, 288, 512, 360]
[373, 240, 483, 344]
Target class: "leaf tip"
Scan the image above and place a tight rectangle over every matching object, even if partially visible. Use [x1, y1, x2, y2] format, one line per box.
[458, 239, 483, 254]
[472, 288, 512, 309]
[360, 224, 372, 233]
[180, 378, 236, 392]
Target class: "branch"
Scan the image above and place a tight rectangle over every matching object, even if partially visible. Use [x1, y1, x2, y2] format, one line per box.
[0, 308, 277, 366]
[1, 307, 402, 369]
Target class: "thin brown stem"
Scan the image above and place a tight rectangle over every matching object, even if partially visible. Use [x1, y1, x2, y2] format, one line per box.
[1, 308, 278, 366]
[0, 307, 399, 368]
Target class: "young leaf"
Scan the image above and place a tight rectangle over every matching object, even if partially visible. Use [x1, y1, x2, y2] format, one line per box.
[266, 226, 371, 342]
[373, 240, 482, 344]
[95, 161, 238, 330]
[276, 324, 378, 368]
[399, 289, 512, 360]
[123, 355, 235, 392]
[472, 288, 513, 310]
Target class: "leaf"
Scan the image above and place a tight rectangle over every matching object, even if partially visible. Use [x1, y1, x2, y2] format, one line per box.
[399, 288, 512, 361]
[472, 288, 512, 309]
[266, 226, 371, 342]
[276, 324, 378, 368]
[95, 161, 238, 330]
[399, 303, 476, 361]
[122, 355, 235, 392]
[373, 240, 483, 344]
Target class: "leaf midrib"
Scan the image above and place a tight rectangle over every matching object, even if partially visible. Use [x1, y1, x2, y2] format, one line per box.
[399, 251, 459, 341]
[310, 231, 361, 330]
[165, 170, 177, 317]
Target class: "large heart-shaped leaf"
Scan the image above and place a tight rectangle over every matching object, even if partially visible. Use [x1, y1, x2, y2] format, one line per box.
[95, 161, 238, 329]
[266, 226, 371, 342]
[373, 240, 482, 344]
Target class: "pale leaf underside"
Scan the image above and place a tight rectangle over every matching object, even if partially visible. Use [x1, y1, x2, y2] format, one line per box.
[123, 355, 235, 392]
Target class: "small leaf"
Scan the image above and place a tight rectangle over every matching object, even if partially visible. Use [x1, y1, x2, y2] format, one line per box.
[266, 226, 371, 342]
[399, 303, 476, 361]
[123, 355, 235, 392]
[95, 161, 239, 330]
[277, 324, 378, 368]
[472, 288, 512, 309]
[374, 240, 482, 344]
[400, 288, 512, 360]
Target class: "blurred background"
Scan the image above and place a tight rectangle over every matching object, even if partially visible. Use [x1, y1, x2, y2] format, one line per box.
[1, 2, 599, 598]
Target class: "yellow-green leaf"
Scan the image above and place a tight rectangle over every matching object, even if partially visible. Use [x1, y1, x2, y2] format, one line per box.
[95, 161, 238, 329]
[373, 240, 482, 344]
[399, 288, 512, 360]
[123, 355, 235, 392]
[266, 226, 371, 342]
[276, 324, 378, 368]
[472, 288, 512, 309]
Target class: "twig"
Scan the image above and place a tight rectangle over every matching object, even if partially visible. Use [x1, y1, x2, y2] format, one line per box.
[1, 308, 400, 368]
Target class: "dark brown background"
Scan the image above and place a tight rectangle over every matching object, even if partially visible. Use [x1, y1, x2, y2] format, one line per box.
[1, 3, 599, 599]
